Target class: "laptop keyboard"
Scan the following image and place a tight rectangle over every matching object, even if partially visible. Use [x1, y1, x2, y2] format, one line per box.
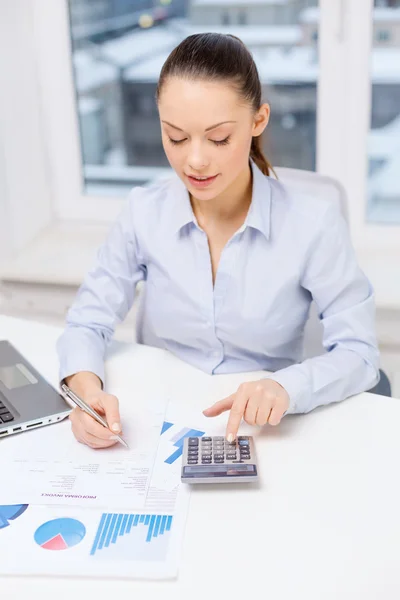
[0, 395, 15, 424]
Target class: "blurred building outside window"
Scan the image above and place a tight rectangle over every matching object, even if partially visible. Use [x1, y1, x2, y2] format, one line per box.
[69, 0, 400, 224]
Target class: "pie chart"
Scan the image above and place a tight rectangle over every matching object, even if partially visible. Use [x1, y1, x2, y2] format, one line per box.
[34, 518, 86, 551]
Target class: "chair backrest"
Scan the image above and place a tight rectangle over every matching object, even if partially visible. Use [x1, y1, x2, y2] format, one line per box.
[273, 167, 349, 359]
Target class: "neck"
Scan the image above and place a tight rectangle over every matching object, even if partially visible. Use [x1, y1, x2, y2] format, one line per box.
[190, 163, 253, 228]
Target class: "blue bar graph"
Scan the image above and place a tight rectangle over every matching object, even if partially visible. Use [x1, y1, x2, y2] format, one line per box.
[161, 423, 205, 464]
[120, 514, 128, 536]
[111, 514, 123, 543]
[90, 513, 174, 557]
[127, 515, 134, 533]
[98, 513, 112, 550]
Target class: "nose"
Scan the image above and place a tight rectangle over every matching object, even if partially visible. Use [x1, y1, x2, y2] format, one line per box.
[187, 141, 210, 172]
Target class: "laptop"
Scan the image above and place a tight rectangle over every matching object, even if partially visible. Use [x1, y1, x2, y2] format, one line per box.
[0, 340, 71, 438]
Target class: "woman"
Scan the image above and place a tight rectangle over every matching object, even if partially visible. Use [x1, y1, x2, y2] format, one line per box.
[57, 33, 379, 449]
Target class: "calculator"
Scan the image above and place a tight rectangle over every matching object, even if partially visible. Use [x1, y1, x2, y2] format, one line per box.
[181, 435, 258, 483]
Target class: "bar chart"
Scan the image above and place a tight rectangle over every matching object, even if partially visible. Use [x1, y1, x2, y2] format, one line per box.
[161, 421, 204, 464]
[90, 513, 173, 561]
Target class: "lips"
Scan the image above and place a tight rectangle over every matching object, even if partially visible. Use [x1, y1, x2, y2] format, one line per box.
[186, 174, 219, 188]
[187, 174, 216, 179]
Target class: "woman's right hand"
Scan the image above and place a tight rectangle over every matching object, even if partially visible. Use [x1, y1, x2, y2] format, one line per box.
[69, 389, 122, 449]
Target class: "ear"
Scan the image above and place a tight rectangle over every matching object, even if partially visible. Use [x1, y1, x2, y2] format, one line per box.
[252, 103, 270, 137]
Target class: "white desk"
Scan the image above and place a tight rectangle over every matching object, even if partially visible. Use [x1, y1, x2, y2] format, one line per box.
[1, 315, 400, 600]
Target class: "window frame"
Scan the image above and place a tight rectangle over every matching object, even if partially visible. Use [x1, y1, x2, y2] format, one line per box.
[4, 0, 400, 253]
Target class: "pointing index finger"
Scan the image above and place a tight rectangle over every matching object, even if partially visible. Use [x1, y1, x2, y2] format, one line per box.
[226, 386, 250, 442]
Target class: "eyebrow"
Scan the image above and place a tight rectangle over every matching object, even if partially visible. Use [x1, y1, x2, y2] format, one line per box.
[161, 120, 237, 132]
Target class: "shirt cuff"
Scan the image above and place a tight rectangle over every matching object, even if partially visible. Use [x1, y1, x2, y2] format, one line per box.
[267, 365, 311, 415]
[57, 331, 105, 389]
[59, 359, 105, 390]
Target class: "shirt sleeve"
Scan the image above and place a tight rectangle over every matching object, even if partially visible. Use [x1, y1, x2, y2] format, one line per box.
[268, 200, 380, 414]
[56, 192, 145, 387]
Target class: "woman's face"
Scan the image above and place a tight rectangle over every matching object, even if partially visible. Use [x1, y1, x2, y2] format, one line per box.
[158, 78, 269, 201]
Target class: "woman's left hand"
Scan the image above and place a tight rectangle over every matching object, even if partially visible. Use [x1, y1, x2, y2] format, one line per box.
[203, 379, 290, 441]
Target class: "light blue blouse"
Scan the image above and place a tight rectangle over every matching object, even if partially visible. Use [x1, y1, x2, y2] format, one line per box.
[57, 161, 379, 414]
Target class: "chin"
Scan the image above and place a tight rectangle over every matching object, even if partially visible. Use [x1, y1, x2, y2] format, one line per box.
[188, 186, 222, 202]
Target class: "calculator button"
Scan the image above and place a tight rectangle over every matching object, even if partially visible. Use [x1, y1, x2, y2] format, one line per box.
[202, 458, 212, 464]
[214, 458, 224, 463]
[226, 453, 237, 460]
[213, 454, 224, 460]
[202, 437, 212, 442]
[213, 436, 224, 442]
[201, 453, 212, 459]
[238, 440, 249, 446]
[0, 407, 10, 415]
[238, 436, 250, 440]
[188, 438, 199, 446]
[188, 451, 198, 457]
[0, 401, 5, 408]
[188, 459, 198, 464]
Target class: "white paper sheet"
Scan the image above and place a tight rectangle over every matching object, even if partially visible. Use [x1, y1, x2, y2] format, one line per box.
[0, 398, 167, 508]
[0, 406, 194, 580]
[0, 481, 190, 580]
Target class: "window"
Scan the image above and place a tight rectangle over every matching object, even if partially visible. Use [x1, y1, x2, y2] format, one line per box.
[376, 29, 390, 41]
[367, 3, 400, 223]
[68, 0, 319, 196]
[238, 11, 247, 26]
[2, 0, 400, 285]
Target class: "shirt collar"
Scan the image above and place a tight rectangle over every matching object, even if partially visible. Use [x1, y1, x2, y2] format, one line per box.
[167, 174, 198, 235]
[167, 159, 272, 240]
[244, 160, 272, 240]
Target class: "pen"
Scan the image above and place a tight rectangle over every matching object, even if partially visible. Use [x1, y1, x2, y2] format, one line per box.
[60, 383, 129, 449]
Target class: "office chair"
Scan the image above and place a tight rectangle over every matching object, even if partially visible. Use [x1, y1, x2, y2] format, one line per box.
[274, 167, 391, 397]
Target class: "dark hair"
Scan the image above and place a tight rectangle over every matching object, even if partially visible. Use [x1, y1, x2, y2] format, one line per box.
[156, 33, 273, 177]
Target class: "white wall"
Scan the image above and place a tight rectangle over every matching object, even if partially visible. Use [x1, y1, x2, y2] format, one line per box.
[0, 0, 53, 261]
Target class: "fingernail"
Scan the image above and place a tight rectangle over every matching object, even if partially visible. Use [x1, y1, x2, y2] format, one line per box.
[111, 423, 121, 433]
[227, 433, 234, 443]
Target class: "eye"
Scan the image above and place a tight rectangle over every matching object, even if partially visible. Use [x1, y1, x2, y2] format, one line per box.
[168, 137, 186, 145]
[212, 136, 231, 146]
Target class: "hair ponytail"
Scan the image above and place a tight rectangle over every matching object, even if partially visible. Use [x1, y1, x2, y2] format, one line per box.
[250, 135, 274, 177]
